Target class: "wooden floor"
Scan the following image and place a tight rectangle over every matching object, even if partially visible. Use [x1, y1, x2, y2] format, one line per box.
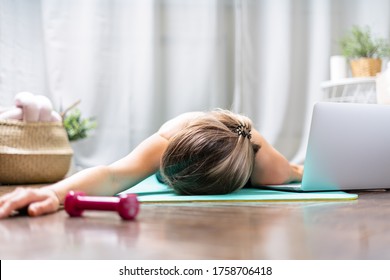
[1, 186, 390, 259]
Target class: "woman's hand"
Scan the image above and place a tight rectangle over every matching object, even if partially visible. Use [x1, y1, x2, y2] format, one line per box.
[290, 164, 304, 182]
[0, 187, 60, 219]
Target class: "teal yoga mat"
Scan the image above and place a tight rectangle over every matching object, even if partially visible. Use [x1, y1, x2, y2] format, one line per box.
[121, 175, 358, 203]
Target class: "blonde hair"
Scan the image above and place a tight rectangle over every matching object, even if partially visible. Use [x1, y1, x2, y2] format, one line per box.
[160, 109, 260, 195]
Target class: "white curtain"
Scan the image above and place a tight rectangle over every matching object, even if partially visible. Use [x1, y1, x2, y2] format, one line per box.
[1, 0, 389, 168]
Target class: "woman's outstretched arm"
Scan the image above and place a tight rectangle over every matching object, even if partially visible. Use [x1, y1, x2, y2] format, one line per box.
[49, 133, 169, 202]
[0, 133, 168, 218]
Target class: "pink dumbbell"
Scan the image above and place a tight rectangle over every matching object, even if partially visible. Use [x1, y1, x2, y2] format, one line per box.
[64, 191, 139, 220]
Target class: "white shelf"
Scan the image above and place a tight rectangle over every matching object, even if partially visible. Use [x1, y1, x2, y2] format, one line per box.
[321, 77, 377, 104]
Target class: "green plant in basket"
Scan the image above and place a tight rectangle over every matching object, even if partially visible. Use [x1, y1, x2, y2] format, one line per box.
[63, 108, 97, 142]
[339, 25, 390, 77]
[340, 25, 390, 59]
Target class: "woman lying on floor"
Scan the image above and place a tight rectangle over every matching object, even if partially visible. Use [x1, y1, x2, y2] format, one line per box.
[0, 109, 303, 218]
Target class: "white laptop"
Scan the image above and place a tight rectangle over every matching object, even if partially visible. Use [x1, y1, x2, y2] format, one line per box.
[266, 102, 390, 192]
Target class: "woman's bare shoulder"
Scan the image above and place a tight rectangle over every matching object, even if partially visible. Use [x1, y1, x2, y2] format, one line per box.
[158, 111, 206, 140]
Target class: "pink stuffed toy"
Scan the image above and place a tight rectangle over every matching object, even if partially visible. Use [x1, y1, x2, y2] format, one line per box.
[0, 92, 62, 122]
[0, 107, 23, 120]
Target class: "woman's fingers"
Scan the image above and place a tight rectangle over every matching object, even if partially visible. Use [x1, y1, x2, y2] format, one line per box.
[0, 188, 28, 218]
[28, 196, 59, 217]
[0, 187, 25, 208]
[0, 188, 39, 218]
[0, 188, 59, 218]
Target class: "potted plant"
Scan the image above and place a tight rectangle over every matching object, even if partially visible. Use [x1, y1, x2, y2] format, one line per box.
[62, 100, 97, 142]
[63, 108, 97, 142]
[340, 25, 390, 77]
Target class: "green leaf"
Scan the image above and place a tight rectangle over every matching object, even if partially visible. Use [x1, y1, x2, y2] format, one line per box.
[63, 108, 97, 142]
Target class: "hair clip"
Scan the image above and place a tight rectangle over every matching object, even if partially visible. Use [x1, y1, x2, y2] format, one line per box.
[235, 124, 251, 139]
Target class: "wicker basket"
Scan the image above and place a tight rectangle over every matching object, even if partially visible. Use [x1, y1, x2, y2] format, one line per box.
[350, 58, 382, 77]
[0, 120, 73, 184]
